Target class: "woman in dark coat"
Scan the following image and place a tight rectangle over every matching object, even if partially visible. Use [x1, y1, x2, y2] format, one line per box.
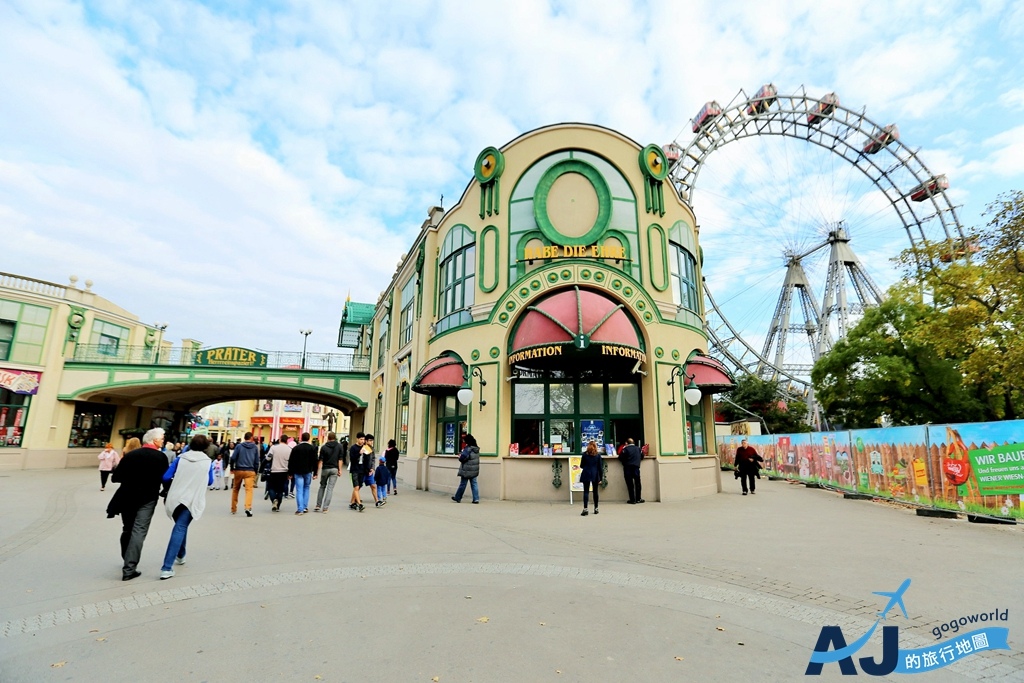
[579, 440, 602, 516]
[452, 434, 480, 504]
[734, 438, 764, 495]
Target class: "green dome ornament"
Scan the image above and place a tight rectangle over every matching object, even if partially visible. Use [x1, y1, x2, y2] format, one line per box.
[475, 146, 505, 218]
[639, 144, 669, 216]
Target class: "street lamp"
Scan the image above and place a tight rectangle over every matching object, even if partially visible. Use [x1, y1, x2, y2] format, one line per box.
[154, 322, 168, 363]
[667, 365, 702, 411]
[299, 329, 312, 369]
[456, 367, 487, 412]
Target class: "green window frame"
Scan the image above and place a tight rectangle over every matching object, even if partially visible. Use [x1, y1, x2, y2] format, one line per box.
[669, 242, 700, 313]
[437, 225, 476, 334]
[0, 300, 51, 365]
[0, 387, 31, 447]
[399, 277, 416, 347]
[0, 319, 13, 361]
[686, 399, 706, 454]
[511, 379, 642, 455]
[373, 392, 384, 435]
[435, 395, 467, 454]
[376, 314, 390, 369]
[396, 382, 410, 453]
[90, 319, 130, 357]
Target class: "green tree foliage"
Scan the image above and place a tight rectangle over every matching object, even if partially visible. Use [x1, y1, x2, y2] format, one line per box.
[811, 284, 988, 427]
[813, 190, 1024, 426]
[716, 375, 811, 433]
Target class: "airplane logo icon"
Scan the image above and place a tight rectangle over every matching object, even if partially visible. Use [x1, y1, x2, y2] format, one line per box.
[873, 578, 911, 620]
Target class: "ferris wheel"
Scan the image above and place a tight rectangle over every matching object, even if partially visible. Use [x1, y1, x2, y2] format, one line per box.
[667, 85, 966, 402]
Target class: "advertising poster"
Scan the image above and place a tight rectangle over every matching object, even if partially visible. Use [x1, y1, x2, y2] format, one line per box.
[568, 456, 584, 492]
[580, 419, 604, 448]
[849, 425, 930, 502]
[927, 420, 1024, 519]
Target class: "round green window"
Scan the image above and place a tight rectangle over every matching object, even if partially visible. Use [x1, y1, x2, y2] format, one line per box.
[532, 160, 612, 247]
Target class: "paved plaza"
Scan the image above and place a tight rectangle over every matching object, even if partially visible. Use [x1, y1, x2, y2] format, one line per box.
[0, 468, 1021, 682]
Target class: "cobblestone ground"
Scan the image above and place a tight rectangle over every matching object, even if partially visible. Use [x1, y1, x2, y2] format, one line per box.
[0, 469, 1021, 682]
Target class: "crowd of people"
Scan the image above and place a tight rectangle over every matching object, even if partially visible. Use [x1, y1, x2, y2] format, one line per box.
[101, 424, 671, 581]
[102, 427, 403, 582]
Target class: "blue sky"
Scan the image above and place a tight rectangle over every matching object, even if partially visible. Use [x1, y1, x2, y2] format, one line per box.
[2, 0, 1022, 356]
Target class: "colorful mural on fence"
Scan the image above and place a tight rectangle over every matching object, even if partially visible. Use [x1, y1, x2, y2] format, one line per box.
[717, 419, 1024, 520]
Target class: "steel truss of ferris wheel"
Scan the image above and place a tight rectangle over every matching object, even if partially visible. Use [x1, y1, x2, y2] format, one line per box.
[667, 84, 965, 400]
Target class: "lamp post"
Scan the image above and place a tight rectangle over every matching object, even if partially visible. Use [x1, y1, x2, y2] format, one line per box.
[457, 367, 487, 412]
[299, 329, 312, 369]
[154, 322, 168, 363]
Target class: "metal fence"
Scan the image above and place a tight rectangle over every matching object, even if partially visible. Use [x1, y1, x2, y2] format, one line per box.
[68, 345, 371, 373]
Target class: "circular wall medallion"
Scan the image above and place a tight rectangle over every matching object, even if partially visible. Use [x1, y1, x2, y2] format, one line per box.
[671, 350, 680, 360]
[655, 347, 664, 358]
[520, 287, 530, 297]
[623, 286, 633, 297]
[506, 301, 516, 311]
[644, 312, 654, 322]
[489, 347, 500, 359]
[636, 300, 646, 310]
[471, 350, 481, 361]
[612, 279, 623, 290]
[638, 144, 669, 181]
[532, 159, 612, 247]
[530, 280, 542, 290]
[560, 269, 572, 280]
[498, 312, 509, 323]
[580, 269, 592, 279]
[547, 272, 559, 283]
[474, 147, 505, 183]
[594, 272, 605, 282]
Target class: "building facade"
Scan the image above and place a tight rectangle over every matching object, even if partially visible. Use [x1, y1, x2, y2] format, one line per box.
[0, 273, 176, 468]
[363, 123, 733, 502]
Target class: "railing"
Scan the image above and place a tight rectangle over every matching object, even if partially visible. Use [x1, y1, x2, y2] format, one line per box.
[0, 272, 67, 298]
[67, 345, 372, 373]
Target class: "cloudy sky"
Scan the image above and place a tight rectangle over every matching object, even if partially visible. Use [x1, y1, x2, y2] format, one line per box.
[2, 0, 1022, 357]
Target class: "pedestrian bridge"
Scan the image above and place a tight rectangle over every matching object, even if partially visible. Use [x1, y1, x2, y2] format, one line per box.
[58, 345, 372, 415]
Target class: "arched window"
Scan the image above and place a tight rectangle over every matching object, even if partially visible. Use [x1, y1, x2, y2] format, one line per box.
[437, 225, 475, 334]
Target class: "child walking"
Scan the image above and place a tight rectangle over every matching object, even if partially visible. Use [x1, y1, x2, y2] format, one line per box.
[375, 457, 390, 506]
[211, 454, 225, 491]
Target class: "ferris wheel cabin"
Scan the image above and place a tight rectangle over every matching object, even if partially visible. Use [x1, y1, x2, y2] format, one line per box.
[692, 101, 722, 133]
[862, 124, 900, 154]
[745, 83, 778, 115]
[806, 92, 839, 126]
[909, 174, 949, 202]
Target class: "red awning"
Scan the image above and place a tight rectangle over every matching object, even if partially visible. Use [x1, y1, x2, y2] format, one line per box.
[509, 287, 644, 368]
[686, 354, 735, 394]
[411, 352, 466, 396]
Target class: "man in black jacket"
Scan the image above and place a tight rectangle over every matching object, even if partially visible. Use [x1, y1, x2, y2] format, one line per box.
[107, 428, 169, 580]
[287, 432, 318, 514]
[619, 438, 644, 504]
[314, 431, 345, 512]
[348, 432, 366, 511]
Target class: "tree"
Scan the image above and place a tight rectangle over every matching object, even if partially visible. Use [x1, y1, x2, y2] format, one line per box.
[716, 375, 811, 434]
[811, 283, 988, 428]
[813, 190, 1024, 425]
[895, 191, 1024, 420]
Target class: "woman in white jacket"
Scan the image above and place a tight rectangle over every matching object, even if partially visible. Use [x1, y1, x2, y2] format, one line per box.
[159, 434, 214, 580]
